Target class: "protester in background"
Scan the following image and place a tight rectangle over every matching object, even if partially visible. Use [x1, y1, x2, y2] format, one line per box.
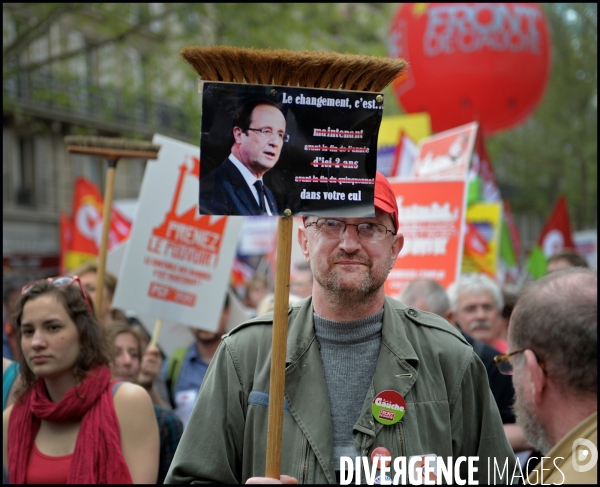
[166, 172, 514, 484]
[3, 274, 34, 360]
[399, 278, 531, 453]
[289, 261, 314, 299]
[546, 248, 589, 274]
[447, 273, 508, 353]
[164, 294, 230, 426]
[499, 267, 597, 483]
[243, 274, 270, 318]
[102, 320, 171, 411]
[106, 322, 183, 484]
[2, 276, 159, 483]
[397, 278, 453, 322]
[70, 262, 113, 325]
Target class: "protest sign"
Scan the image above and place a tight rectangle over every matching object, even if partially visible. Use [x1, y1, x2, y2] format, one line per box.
[238, 216, 279, 256]
[376, 113, 431, 177]
[461, 202, 503, 277]
[411, 122, 478, 180]
[385, 179, 468, 297]
[199, 82, 384, 218]
[112, 134, 243, 333]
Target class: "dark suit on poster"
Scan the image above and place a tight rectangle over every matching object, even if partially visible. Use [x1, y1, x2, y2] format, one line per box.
[199, 158, 279, 216]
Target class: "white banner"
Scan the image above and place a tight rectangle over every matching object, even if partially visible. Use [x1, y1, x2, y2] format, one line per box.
[112, 134, 243, 333]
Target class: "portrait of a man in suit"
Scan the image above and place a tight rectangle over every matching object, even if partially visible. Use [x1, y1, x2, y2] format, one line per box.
[200, 98, 288, 216]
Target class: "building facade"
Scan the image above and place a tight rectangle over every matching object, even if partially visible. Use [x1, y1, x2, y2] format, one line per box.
[3, 4, 199, 277]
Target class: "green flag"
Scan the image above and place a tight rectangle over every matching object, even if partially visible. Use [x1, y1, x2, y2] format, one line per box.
[467, 175, 482, 206]
[526, 244, 547, 279]
[499, 218, 517, 268]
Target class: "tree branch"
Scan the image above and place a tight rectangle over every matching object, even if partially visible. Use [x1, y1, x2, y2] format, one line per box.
[3, 4, 183, 77]
[3, 3, 83, 61]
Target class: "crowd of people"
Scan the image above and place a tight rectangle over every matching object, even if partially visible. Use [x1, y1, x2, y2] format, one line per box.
[2, 172, 596, 484]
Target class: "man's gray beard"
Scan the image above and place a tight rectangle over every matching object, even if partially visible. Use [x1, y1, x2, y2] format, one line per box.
[317, 270, 379, 305]
[513, 390, 554, 454]
[315, 258, 388, 306]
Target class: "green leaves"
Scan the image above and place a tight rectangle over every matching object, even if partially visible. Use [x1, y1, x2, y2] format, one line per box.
[487, 3, 597, 232]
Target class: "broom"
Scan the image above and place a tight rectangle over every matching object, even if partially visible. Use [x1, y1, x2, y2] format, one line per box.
[64, 136, 161, 333]
[179, 45, 406, 480]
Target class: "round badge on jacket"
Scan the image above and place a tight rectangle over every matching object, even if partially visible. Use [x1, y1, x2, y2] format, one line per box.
[372, 390, 406, 425]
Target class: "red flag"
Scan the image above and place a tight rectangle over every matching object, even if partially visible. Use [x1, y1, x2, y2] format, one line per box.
[472, 128, 501, 202]
[63, 177, 132, 271]
[537, 194, 575, 258]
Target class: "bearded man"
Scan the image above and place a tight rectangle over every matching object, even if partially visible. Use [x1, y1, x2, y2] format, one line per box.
[498, 267, 597, 484]
[166, 172, 515, 484]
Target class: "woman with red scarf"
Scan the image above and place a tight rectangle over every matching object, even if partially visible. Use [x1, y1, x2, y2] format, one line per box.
[2, 276, 159, 484]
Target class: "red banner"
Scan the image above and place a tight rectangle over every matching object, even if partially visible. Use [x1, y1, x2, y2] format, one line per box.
[385, 179, 467, 297]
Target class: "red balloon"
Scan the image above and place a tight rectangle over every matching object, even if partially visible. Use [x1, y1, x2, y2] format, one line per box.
[388, 3, 551, 136]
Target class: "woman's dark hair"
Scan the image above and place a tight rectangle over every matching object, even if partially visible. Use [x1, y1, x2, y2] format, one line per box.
[12, 280, 111, 398]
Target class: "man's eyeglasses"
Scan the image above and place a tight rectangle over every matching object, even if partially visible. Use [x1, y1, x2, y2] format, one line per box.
[305, 218, 393, 241]
[493, 349, 525, 375]
[493, 349, 545, 375]
[247, 127, 290, 143]
[22, 275, 93, 314]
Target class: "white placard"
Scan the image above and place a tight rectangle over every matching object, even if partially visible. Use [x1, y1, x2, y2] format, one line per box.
[112, 134, 243, 333]
[238, 216, 279, 256]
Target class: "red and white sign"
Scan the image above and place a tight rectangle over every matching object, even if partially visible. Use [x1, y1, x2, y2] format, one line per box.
[385, 179, 467, 297]
[411, 122, 478, 180]
[112, 134, 243, 332]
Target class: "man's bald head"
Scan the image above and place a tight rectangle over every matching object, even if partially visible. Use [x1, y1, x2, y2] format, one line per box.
[509, 267, 597, 395]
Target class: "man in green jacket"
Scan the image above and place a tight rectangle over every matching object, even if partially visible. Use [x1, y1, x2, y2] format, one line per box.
[166, 172, 515, 484]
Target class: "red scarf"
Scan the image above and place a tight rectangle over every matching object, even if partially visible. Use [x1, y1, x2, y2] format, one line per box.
[8, 365, 133, 484]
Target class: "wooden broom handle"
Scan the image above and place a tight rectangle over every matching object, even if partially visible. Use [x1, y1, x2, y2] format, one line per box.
[95, 159, 118, 321]
[265, 214, 294, 479]
[149, 318, 163, 348]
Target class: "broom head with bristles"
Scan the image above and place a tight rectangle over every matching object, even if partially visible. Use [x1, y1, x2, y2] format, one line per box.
[179, 46, 407, 92]
[64, 136, 161, 153]
[64, 135, 161, 160]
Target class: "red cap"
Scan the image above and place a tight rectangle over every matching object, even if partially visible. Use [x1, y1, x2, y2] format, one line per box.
[374, 171, 399, 234]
